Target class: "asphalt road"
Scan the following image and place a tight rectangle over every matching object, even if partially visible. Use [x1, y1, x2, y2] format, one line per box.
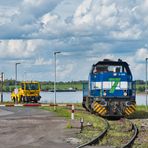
[0, 107, 79, 148]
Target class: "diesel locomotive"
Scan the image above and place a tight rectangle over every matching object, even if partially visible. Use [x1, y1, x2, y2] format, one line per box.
[82, 59, 136, 117]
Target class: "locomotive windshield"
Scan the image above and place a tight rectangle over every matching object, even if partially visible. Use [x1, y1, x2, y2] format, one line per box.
[93, 65, 127, 73]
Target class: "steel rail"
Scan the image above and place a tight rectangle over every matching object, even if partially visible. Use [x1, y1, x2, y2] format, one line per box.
[76, 117, 109, 148]
[81, 104, 138, 148]
[122, 119, 138, 148]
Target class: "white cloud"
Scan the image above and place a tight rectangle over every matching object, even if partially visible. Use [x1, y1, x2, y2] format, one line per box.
[41, 13, 59, 26]
[87, 54, 116, 63]
[110, 26, 141, 40]
[0, 7, 19, 25]
[34, 57, 53, 65]
[39, 13, 61, 35]
[0, 0, 148, 81]
[73, 0, 93, 26]
[90, 43, 112, 54]
[0, 40, 41, 58]
[135, 48, 148, 61]
[23, 0, 46, 6]
[55, 63, 76, 80]
[71, 0, 146, 40]
[0, 0, 147, 41]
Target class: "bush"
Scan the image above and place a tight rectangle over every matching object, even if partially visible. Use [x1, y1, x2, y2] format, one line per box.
[138, 86, 145, 92]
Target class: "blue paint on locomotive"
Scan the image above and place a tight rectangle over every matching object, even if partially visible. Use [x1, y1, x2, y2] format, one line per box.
[82, 59, 136, 116]
[87, 62, 135, 100]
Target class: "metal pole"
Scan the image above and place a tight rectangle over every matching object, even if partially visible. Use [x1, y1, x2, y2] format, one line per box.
[54, 53, 56, 111]
[54, 52, 61, 111]
[146, 58, 148, 109]
[15, 63, 20, 88]
[1, 72, 4, 103]
[15, 63, 17, 88]
[24, 71, 26, 81]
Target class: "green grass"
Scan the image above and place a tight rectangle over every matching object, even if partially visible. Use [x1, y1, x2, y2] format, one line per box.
[41, 105, 146, 147]
[136, 105, 147, 111]
[40, 106, 103, 127]
[128, 105, 148, 119]
[40, 106, 71, 118]
[40, 105, 148, 147]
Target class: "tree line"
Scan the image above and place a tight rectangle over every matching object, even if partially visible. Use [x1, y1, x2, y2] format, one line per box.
[0, 79, 147, 92]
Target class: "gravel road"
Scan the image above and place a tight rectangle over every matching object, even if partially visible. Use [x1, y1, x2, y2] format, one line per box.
[0, 107, 79, 148]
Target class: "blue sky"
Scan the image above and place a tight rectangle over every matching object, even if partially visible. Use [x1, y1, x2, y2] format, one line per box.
[0, 0, 148, 81]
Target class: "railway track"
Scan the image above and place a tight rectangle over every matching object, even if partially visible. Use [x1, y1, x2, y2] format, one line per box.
[122, 119, 138, 148]
[76, 108, 138, 148]
[76, 117, 109, 148]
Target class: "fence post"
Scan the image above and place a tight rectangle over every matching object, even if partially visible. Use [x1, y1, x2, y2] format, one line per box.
[71, 104, 75, 120]
[80, 118, 84, 133]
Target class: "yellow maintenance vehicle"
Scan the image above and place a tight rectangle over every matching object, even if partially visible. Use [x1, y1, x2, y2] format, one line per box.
[11, 81, 41, 103]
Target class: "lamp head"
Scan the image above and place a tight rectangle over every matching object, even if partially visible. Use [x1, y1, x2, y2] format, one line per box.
[16, 62, 21, 65]
[54, 51, 61, 55]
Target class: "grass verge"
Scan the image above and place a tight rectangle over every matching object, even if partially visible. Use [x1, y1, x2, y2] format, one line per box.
[40, 105, 148, 147]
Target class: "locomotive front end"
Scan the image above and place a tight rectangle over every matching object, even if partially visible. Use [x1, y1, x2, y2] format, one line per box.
[82, 59, 136, 117]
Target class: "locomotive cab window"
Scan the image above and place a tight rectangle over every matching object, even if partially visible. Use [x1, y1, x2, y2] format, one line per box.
[93, 65, 108, 73]
[108, 66, 122, 73]
[93, 64, 129, 74]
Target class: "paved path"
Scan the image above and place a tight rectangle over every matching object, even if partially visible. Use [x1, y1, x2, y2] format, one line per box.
[0, 107, 79, 148]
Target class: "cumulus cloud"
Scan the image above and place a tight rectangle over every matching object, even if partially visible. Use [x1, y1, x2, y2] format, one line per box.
[0, 0, 62, 39]
[0, 0, 147, 40]
[0, 40, 42, 58]
[0, 0, 148, 81]
[135, 48, 148, 61]
[72, 0, 146, 40]
[56, 63, 76, 80]
[34, 57, 53, 65]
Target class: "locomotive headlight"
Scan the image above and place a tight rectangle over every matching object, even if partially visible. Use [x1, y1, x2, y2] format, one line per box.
[103, 90, 107, 96]
[123, 90, 127, 96]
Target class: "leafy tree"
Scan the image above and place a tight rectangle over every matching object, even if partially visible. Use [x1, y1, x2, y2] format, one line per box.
[138, 86, 145, 92]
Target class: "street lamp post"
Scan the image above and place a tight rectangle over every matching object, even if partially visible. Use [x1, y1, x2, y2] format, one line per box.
[15, 63, 21, 88]
[54, 51, 61, 111]
[146, 58, 148, 109]
[0, 72, 4, 103]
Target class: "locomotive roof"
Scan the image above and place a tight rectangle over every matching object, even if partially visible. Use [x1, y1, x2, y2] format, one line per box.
[94, 59, 129, 67]
[91, 59, 132, 75]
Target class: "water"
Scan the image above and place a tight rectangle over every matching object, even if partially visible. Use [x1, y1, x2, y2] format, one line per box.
[40, 91, 83, 103]
[2, 91, 147, 105]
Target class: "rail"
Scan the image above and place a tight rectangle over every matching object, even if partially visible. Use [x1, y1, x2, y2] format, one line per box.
[122, 119, 138, 148]
[76, 117, 109, 148]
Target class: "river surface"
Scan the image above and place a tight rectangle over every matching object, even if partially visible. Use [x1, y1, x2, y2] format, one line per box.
[2, 91, 147, 105]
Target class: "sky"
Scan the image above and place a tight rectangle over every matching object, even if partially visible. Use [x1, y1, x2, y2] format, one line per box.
[0, 0, 148, 81]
